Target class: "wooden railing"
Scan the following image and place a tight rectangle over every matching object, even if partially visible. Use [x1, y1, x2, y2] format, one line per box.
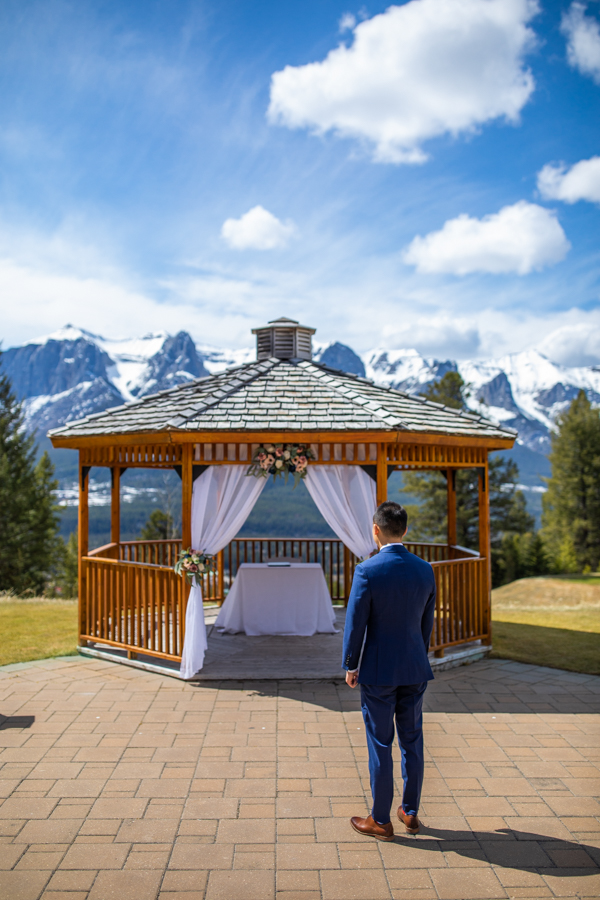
[430, 557, 488, 652]
[222, 539, 359, 603]
[119, 540, 182, 567]
[404, 542, 480, 562]
[80, 538, 489, 662]
[404, 542, 449, 562]
[80, 556, 185, 661]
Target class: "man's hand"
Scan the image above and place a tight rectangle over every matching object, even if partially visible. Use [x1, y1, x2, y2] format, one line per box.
[345, 670, 359, 689]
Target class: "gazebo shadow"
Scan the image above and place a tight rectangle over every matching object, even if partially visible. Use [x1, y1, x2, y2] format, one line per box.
[390, 825, 600, 873]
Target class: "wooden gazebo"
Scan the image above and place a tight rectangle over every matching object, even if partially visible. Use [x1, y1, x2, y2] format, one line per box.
[49, 317, 516, 670]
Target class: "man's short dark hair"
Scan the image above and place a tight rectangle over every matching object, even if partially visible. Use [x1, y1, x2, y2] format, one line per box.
[373, 501, 408, 537]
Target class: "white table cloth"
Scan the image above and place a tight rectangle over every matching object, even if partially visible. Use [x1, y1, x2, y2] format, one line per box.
[215, 563, 338, 636]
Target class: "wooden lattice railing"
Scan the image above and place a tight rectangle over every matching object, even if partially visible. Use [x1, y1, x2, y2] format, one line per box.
[80, 556, 185, 661]
[82, 537, 488, 662]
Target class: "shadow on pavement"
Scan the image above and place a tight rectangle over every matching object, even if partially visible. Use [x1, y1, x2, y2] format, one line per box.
[390, 825, 600, 874]
[0, 714, 35, 729]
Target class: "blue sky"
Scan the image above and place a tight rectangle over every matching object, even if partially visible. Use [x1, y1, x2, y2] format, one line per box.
[0, 0, 599, 364]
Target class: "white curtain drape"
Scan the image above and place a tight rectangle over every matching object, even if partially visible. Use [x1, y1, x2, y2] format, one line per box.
[180, 466, 267, 678]
[304, 465, 377, 560]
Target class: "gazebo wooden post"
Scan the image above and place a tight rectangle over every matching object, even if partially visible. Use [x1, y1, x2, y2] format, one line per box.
[78, 453, 89, 644]
[376, 443, 388, 506]
[478, 459, 492, 646]
[446, 468, 457, 558]
[110, 467, 121, 546]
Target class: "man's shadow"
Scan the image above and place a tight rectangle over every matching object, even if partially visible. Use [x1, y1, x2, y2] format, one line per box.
[389, 825, 599, 873]
[0, 714, 35, 729]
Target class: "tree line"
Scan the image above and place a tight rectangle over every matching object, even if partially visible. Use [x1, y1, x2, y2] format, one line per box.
[0, 355, 598, 595]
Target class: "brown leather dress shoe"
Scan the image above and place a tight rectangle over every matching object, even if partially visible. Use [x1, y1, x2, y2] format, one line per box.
[350, 815, 394, 841]
[397, 807, 420, 833]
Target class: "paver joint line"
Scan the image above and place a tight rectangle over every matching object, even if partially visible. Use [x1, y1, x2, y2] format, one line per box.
[0, 657, 598, 899]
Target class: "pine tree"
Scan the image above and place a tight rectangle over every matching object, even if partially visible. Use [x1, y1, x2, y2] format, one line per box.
[400, 372, 534, 585]
[141, 509, 175, 540]
[0, 353, 62, 594]
[56, 532, 79, 598]
[542, 390, 600, 573]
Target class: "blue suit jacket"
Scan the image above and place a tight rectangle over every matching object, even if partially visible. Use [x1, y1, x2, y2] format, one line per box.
[342, 544, 436, 685]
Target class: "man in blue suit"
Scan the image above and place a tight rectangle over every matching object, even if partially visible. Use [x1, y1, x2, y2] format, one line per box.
[342, 501, 436, 841]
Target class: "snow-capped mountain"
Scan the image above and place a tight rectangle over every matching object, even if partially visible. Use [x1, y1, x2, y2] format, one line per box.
[2, 325, 209, 432]
[2, 325, 599, 461]
[364, 348, 600, 455]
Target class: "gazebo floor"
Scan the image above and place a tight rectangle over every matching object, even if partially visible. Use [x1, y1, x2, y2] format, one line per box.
[198, 608, 348, 681]
[80, 608, 490, 680]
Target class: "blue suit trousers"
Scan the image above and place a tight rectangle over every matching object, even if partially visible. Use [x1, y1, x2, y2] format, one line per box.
[360, 682, 427, 825]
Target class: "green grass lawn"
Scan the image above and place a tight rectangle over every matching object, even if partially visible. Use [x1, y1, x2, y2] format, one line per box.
[0, 599, 78, 667]
[491, 576, 600, 675]
[2, 575, 600, 675]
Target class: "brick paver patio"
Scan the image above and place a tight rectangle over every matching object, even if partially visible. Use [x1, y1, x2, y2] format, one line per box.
[0, 656, 599, 900]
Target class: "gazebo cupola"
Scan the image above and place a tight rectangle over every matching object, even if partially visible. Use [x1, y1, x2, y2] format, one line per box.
[252, 316, 316, 361]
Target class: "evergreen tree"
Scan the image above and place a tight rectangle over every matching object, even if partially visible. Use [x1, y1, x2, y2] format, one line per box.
[420, 370, 469, 408]
[56, 532, 78, 598]
[0, 352, 62, 594]
[495, 531, 550, 584]
[542, 390, 600, 573]
[141, 509, 175, 540]
[401, 372, 534, 585]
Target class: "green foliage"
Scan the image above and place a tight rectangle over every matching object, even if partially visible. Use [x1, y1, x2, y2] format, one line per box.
[402, 370, 538, 586]
[0, 355, 62, 594]
[542, 390, 600, 574]
[141, 508, 176, 540]
[494, 531, 550, 584]
[55, 532, 79, 598]
[421, 370, 469, 409]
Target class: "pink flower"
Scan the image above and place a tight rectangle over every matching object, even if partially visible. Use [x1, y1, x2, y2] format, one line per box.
[275, 448, 283, 457]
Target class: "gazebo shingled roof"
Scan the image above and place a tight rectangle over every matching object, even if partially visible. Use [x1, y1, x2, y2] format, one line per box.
[49, 356, 515, 441]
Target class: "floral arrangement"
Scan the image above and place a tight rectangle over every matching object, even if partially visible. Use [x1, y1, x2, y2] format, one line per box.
[247, 443, 315, 486]
[173, 548, 216, 587]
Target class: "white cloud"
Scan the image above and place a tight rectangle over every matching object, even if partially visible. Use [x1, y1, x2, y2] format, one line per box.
[0, 259, 168, 345]
[381, 317, 482, 357]
[268, 0, 538, 164]
[339, 12, 357, 32]
[538, 318, 600, 367]
[537, 156, 600, 204]
[561, 2, 600, 84]
[221, 205, 295, 250]
[402, 201, 570, 275]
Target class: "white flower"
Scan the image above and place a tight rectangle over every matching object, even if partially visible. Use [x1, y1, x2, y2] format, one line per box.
[275, 459, 283, 468]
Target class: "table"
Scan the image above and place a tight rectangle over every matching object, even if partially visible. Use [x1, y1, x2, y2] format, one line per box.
[214, 563, 338, 636]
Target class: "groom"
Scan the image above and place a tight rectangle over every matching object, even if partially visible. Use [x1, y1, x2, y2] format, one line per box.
[342, 501, 436, 840]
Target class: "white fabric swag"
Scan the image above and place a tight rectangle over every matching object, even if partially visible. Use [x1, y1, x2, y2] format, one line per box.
[305, 465, 377, 560]
[179, 466, 267, 678]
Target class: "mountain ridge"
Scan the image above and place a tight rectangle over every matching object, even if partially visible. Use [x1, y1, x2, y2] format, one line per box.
[3, 325, 599, 462]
